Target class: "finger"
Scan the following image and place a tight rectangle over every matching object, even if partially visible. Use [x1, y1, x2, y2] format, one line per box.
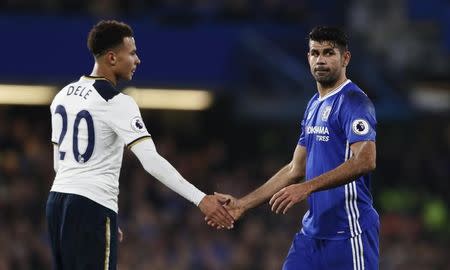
[269, 189, 285, 205]
[206, 217, 216, 227]
[216, 203, 235, 224]
[204, 213, 218, 226]
[209, 211, 226, 228]
[269, 193, 278, 205]
[222, 207, 235, 224]
[214, 192, 230, 197]
[214, 192, 233, 201]
[271, 193, 288, 212]
[211, 214, 228, 229]
[215, 207, 235, 229]
[216, 208, 234, 228]
[283, 201, 295, 214]
[206, 217, 217, 227]
[217, 197, 231, 205]
[208, 220, 216, 227]
[275, 197, 291, 214]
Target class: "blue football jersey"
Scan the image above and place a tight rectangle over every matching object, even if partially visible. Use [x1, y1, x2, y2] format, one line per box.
[298, 80, 379, 240]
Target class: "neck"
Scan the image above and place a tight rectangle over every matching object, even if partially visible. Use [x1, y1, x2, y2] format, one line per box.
[90, 63, 117, 86]
[317, 76, 348, 98]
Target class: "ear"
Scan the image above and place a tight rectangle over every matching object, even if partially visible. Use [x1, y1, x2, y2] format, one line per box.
[343, 50, 351, 67]
[106, 51, 117, 66]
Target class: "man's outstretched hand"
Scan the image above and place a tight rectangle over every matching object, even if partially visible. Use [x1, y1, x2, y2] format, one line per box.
[198, 194, 234, 229]
[205, 192, 245, 229]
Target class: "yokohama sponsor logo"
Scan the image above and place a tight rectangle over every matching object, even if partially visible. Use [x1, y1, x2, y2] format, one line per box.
[306, 126, 329, 135]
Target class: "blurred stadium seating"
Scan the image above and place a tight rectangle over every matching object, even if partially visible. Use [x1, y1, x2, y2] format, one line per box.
[0, 0, 448, 269]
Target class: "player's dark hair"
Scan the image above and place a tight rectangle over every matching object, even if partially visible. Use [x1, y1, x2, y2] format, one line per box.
[87, 20, 134, 57]
[308, 26, 348, 52]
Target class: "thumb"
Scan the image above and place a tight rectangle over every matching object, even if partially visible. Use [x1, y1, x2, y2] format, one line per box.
[214, 192, 231, 203]
[217, 197, 231, 205]
[214, 192, 229, 197]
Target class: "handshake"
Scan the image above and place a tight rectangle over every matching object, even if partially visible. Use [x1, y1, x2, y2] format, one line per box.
[198, 192, 244, 230]
[198, 183, 310, 229]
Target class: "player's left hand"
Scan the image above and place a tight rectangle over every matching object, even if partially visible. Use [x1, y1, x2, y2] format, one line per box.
[269, 183, 311, 214]
[118, 227, 123, 243]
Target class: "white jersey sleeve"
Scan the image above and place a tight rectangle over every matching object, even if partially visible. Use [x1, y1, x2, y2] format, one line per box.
[50, 103, 63, 145]
[105, 94, 151, 146]
[130, 138, 206, 206]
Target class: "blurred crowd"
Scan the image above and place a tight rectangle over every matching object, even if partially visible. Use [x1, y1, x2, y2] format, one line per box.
[0, 105, 448, 270]
[0, 0, 312, 23]
[0, 0, 449, 269]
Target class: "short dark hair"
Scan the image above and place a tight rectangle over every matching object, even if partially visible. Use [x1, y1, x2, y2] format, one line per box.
[87, 20, 134, 57]
[308, 26, 348, 51]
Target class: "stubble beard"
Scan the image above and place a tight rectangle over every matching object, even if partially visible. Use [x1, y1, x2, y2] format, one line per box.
[313, 70, 340, 88]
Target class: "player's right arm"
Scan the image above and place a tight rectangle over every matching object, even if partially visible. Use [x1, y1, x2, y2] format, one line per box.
[107, 94, 234, 229]
[213, 145, 306, 222]
[130, 138, 234, 228]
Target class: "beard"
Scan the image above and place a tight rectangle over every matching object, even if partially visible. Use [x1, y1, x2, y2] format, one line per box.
[312, 69, 340, 87]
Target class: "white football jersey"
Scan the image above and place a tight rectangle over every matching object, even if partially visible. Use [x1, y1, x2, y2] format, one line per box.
[50, 76, 150, 212]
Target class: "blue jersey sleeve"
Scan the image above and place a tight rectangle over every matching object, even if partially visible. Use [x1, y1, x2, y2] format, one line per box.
[339, 91, 377, 144]
[298, 97, 315, 146]
[297, 116, 306, 146]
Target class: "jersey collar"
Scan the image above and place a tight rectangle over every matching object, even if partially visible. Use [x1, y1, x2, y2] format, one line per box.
[317, 79, 351, 102]
[81, 75, 115, 86]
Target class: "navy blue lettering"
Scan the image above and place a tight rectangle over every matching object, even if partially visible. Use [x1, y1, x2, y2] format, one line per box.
[83, 89, 92, 100]
[54, 105, 95, 163]
[66, 86, 75, 95]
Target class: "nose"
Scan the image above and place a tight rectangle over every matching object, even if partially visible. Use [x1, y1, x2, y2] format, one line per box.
[316, 54, 326, 64]
[136, 55, 141, 65]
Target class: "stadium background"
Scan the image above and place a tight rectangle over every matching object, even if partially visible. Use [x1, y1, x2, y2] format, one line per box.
[0, 0, 449, 269]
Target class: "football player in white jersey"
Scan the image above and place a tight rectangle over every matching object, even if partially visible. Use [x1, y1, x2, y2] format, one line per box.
[46, 20, 234, 270]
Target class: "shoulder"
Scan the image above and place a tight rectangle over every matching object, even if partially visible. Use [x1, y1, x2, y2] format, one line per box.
[306, 93, 319, 109]
[340, 83, 373, 106]
[50, 83, 73, 109]
[109, 92, 138, 107]
[106, 92, 141, 118]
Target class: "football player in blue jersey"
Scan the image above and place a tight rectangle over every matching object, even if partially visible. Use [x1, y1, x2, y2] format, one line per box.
[210, 26, 379, 269]
[46, 20, 234, 270]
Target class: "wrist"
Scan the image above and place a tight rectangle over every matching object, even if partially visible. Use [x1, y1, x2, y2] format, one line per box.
[305, 180, 316, 195]
[196, 193, 207, 207]
[238, 198, 250, 212]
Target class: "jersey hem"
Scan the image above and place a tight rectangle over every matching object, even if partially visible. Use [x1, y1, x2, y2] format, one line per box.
[50, 186, 118, 213]
[301, 215, 379, 240]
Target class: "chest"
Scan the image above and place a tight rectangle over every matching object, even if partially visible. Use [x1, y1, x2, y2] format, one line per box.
[303, 99, 343, 144]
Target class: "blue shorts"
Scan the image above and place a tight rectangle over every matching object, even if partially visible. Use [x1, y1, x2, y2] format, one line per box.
[46, 192, 118, 270]
[283, 224, 379, 270]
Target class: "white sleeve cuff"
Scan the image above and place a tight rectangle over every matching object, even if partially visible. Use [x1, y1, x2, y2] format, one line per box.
[130, 138, 206, 206]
